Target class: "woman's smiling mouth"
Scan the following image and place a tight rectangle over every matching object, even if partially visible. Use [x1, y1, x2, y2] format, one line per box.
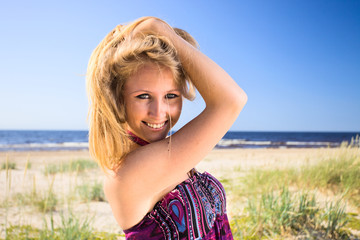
[142, 121, 168, 129]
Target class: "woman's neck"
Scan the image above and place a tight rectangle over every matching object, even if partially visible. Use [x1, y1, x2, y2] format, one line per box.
[127, 130, 149, 146]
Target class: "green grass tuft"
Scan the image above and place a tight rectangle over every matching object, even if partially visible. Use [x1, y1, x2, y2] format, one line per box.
[301, 152, 360, 197]
[4, 225, 40, 240]
[237, 147, 360, 207]
[44, 159, 98, 175]
[4, 214, 125, 240]
[77, 181, 105, 202]
[1, 162, 16, 170]
[35, 191, 58, 212]
[231, 188, 353, 239]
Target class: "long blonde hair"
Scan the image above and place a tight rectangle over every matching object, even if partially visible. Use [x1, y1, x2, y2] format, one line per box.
[86, 17, 198, 172]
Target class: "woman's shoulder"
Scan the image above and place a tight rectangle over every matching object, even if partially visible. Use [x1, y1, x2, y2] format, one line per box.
[103, 171, 125, 207]
[103, 169, 145, 203]
[103, 171, 120, 194]
[104, 170, 155, 230]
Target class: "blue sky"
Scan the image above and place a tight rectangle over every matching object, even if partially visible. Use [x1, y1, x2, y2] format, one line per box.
[0, 0, 359, 131]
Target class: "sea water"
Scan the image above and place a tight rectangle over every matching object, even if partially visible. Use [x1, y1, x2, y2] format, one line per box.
[0, 130, 359, 151]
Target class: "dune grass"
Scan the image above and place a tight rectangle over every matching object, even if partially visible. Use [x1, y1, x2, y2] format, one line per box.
[77, 181, 105, 202]
[230, 188, 353, 239]
[300, 148, 360, 207]
[1, 147, 360, 239]
[223, 145, 360, 239]
[1, 162, 16, 170]
[44, 158, 98, 175]
[239, 146, 360, 208]
[5, 212, 124, 240]
[0, 156, 120, 240]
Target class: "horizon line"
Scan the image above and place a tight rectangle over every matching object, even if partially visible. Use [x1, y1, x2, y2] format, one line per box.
[0, 129, 359, 133]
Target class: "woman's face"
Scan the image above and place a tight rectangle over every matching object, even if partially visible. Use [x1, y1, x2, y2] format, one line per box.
[123, 63, 182, 143]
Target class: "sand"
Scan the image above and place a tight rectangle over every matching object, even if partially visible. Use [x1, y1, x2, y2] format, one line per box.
[0, 147, 353, 237]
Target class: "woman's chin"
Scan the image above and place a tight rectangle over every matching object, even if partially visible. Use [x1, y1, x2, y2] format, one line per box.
[144, 128, 170, 142]
[145, 132, 168, 143]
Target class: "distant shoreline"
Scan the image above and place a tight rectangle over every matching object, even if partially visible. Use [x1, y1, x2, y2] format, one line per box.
[1, 130, 358, 151]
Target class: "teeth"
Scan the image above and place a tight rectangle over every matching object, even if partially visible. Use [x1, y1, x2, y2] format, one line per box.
[146, 122, 165, 129]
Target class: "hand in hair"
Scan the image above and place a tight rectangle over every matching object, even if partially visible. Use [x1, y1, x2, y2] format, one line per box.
[130, 17, 173, 38]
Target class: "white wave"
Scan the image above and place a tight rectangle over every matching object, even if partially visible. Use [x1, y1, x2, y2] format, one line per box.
[62, 142, 89, 147]
[0, 142, 89, 149]
[286, 141, 337, 146]
[217, 139, 339, 148]
[217, 139, 272, 146]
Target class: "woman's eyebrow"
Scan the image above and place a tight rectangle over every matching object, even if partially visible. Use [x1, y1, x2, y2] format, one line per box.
[129, 90, 151, 94]
[167, 88, 182, 92]
[129, 89, 181, 94]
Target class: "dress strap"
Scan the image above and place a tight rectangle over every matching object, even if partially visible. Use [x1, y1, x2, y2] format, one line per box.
[127, 131, 149, 146]
[187, 168, 197, 178]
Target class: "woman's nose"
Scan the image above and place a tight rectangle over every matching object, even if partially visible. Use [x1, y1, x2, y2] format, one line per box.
[149, 98, 168, 118]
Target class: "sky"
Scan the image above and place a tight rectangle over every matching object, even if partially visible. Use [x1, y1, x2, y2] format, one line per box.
[0, 0, 359, 132]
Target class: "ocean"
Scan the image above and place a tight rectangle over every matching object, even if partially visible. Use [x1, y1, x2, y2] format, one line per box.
[0, 130, 359, 152]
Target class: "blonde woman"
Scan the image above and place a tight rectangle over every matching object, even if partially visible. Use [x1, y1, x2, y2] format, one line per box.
[87, 17, 247, 239]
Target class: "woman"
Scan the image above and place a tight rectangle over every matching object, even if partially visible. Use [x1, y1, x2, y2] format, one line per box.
[87, 17, 247, 239]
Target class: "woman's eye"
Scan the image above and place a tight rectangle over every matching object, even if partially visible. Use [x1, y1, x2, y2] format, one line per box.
[136, 94, 150, 99]
[166, 93, 178, 99]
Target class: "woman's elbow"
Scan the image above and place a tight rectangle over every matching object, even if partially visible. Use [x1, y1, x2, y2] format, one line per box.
[232, 88, 248, 114]
[207, 86, 247, 114]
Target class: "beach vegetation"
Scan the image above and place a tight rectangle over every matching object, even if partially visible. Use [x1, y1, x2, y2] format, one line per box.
[4, 213, 124, 240]
[68, 158, 99, 172]
[238, 146, 360, 208]
[44, 164, 60, 175]
[2, 147, 359, 239]
[37, 173, 58, 212]
[344, 134, 360, 148]
[25, 161, 32, 170]
[44, 158, 98, 175]
[230, 188, 354, 239]
[35, 191, 58, 212]
[39, 211, 94, 239]
[223, 146, 360, 238]
[300, 148, 360, 207]
[1, 162, 16, 170]
[77, 181, 106, 202]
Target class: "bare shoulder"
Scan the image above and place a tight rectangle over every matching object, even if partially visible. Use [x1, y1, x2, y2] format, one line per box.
[103, 172, 123, 215]
[103, 173, 121, 199]
[104, 173, 128, 229]
[103, 169, 154, 230]
[103, 172, 139, 201]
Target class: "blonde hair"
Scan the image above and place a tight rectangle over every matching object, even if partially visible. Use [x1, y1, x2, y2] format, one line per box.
[86, 17, 198, 172]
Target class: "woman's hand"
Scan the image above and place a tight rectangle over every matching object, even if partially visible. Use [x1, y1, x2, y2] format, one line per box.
[130, 17, 174, 39]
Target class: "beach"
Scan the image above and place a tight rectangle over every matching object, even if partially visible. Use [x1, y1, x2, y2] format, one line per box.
[1, 147, 359, 239]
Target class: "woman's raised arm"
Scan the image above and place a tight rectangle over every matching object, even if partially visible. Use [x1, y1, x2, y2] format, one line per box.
[116, 17, 247, 190]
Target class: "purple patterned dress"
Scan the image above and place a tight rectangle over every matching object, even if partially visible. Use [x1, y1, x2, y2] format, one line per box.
[124, 131, 233, 239]
[123, 170, 233, 239]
